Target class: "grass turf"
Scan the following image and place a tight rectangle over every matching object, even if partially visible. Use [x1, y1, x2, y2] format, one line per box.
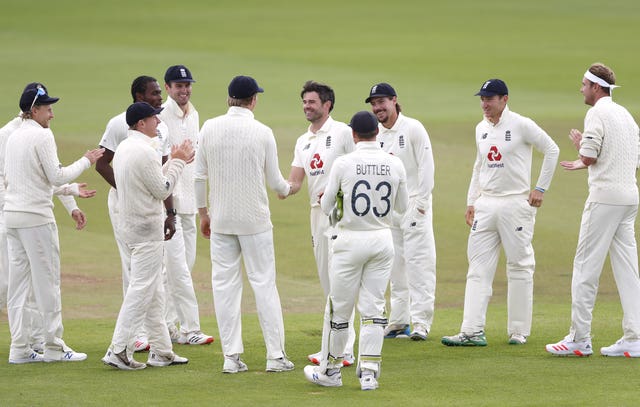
[1, 0, 640, 405]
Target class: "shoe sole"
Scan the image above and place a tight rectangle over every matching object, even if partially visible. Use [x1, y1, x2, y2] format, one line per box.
[102, 358, 146, 370]
[441, 340, 487, 347]
[177, 338, 215, 345]
[9, 358, 44, 364]
[222, 367, 248, 374]
[601, 352, 640, 358]
[147, 360, 189, 367]
[266, 366, 294, 372]
[546, 349, 592, 357]
[410, 333, 427, 341]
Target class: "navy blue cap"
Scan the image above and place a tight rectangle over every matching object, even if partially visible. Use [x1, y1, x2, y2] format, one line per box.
[165, 65, 195, 83]
[475, 79, 508, 96]
[19, 83, 59, 112]
[228, 75, 264, 99]
[365, 83, 397, 103]
[126, 102, 164, 126]
[349, 111, 379, 134]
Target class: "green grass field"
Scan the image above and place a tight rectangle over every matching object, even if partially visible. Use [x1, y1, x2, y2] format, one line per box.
[1, 0, 640, 405]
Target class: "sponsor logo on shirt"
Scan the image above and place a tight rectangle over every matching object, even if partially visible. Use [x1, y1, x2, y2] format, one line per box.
[309, 153, 325, 176]
[326, 135, 332, 148]
[481, 133, 488, 139]
[303, 143, 311, 151]
[505, 130, 511, 141]
[399, 135, 405, 148]
[487, 145, 504, 168]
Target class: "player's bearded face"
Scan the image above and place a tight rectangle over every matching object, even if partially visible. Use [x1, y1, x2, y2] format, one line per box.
[370, 97, 395, 126]
[302, 92, 328, 123]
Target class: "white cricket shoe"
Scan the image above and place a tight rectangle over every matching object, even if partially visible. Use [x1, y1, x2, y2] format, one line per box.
[147, 351, 188, 367]
[133, 336, 150, 352]
[360, 372, 379, 391]
[600, 338, 640, 358]
[304, 365, 342, 387]
[177, 331, 214, 345]
[410, 324, 428, 341]
[9, 349, 44, 364]
[307, 351, 322, 365]
[508, 333, 527, 345]
[44, 347, 87, 362]
[222, 354, 248, 374]
[545, 335, 592, 356]
[343, 353, 355, 367]
[266, 356, 295, 372]
[102, 349, 146, 370]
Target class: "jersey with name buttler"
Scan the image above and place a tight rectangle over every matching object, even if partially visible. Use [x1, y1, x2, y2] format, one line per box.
[326, 142, 407, 231]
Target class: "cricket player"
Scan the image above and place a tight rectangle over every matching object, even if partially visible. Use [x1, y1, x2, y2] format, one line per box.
[102, 102, 192, 370]
[5, 83, 103, 363]
[366, 83, 435, 340]
[546, 63, 640, 357]
[283, 80, 356, 365]
[304, 111, 408, 391]
[195, 75, 294, 373]
[159, 65, 213, 346]
[95, 75, 173, 352]
[442, 78, 559, 347]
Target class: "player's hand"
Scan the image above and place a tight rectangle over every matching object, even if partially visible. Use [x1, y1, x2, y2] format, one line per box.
[568, 129, 582, 151]
[465, 206, 475, 227]
[76, 183, 97, 198]
[199, 213, 211, 239]
[560, 159, 587, 171]
[71, 209, 87, 230]
[164, 216, 176, 240]
[171, 140, 195, 164]
[528, 189, 544, 207]
[84, 148, 105, 165]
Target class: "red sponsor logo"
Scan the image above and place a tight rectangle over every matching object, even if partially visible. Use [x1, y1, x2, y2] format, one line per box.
[310, 153, 324, 169]
[487, 145, 502, 161]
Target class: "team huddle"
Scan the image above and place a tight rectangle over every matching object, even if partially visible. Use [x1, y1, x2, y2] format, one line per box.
[1, 62, 639, 391]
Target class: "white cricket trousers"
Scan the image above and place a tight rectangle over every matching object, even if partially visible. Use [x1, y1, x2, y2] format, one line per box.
[210, 230, 287, 360]
[310, 206, 356, 355]
[6, 223, 68, 356]
[107, 188, 132, 295]
[320, 228, 393, 376]
[110, 240, 172, 358]
[2, 210, 44, 345]
[0, 210, 7, 310]
[570, 202, 640, 341]
[462, 195, 536, 336]
[388, 196, 436, 330]
[163, 213, 201, 334]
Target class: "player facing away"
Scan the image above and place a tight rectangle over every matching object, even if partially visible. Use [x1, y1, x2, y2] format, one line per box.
[442, 78, 559, 347]
[546, 63, 640, 357]
[304, 111, 408, 391]
[195, 75, 294, 373]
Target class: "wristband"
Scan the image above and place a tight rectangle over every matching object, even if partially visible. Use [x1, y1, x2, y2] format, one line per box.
[166, 208, 177, 216]
[534, 187, 545, 193]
